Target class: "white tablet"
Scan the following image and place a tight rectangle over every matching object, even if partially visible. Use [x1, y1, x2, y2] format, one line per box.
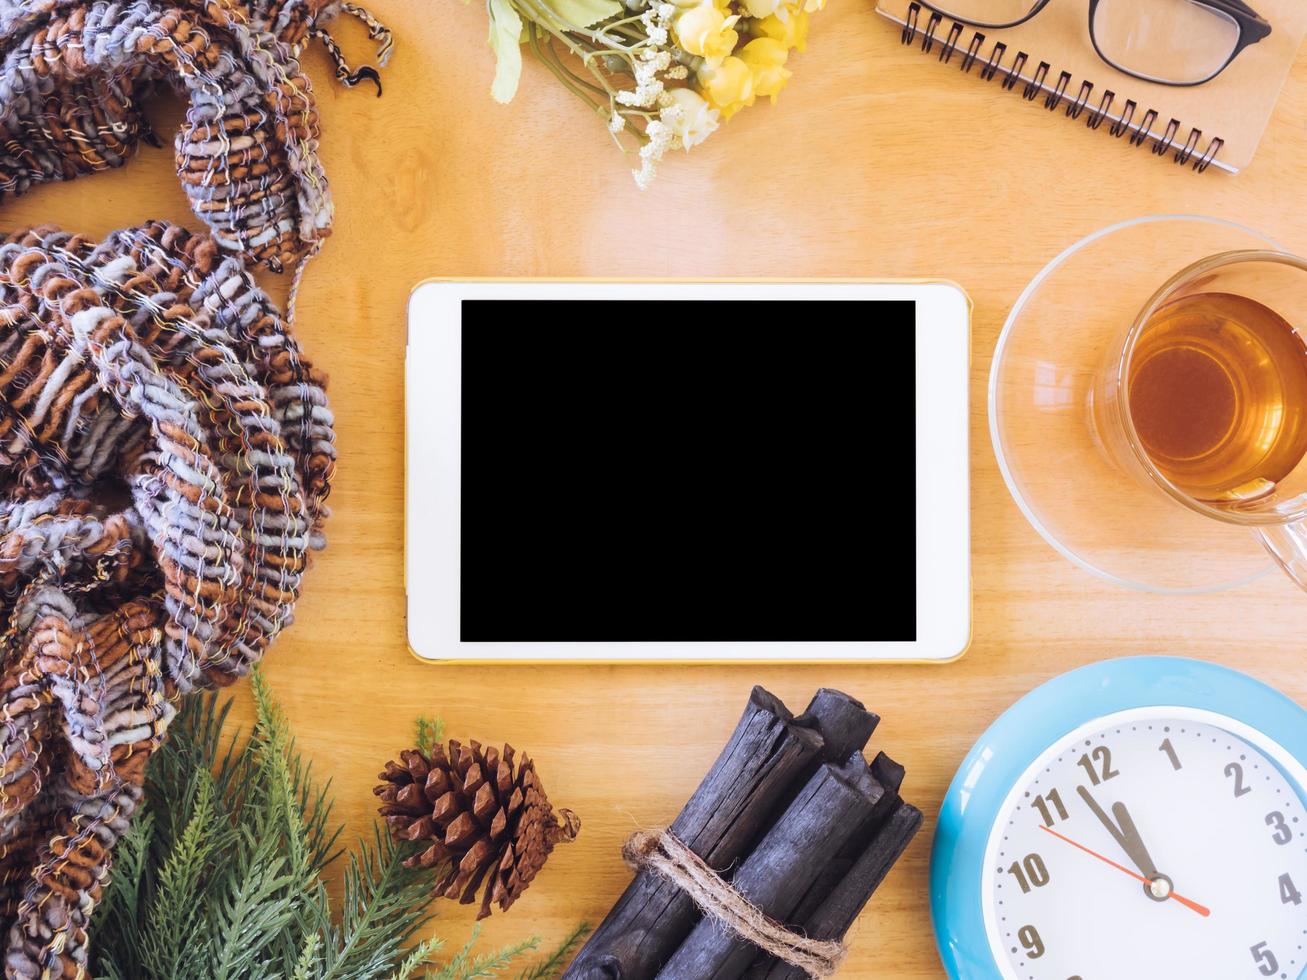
[405, 280, 970, 663]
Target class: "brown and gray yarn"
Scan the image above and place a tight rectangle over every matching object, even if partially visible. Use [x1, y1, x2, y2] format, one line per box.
[0, 0, 391, 272]
[0, 220, 336, 977]
[0, 0, 365, 972]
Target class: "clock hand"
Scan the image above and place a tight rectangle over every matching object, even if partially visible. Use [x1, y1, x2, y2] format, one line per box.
[1039, 825, 1211, 917]
[1076, 785, 1161, 881]
[1111, 799, 1161, 879]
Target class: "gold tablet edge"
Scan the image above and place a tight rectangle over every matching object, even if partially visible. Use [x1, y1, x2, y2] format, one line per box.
[402, 277, 973, 666]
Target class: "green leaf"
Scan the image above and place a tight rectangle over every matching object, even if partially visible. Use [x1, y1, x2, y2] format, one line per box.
[487, 0, 526, 103]
[292, 933, 323, 980]
[514, 924, 590, 980]
[415, 718, 443, 758]
[321, 827, 435, 979]
[386, 937, 443, 980]
[140, 773, 225, 977]
[544, 0, 622, 29]
[425, 928, 540, 980]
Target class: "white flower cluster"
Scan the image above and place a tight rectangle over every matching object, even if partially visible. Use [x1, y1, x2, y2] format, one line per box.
[616, 45, 673, 107]
[633, 111, 675, 189]
[632, 88, 720, 188]
[640, 2, 675, 46]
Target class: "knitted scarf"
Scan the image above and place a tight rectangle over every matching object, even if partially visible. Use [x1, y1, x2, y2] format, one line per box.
[0, 0, 371, 969]
[0, 0, 391, 272]
[0, 217, 336, 977]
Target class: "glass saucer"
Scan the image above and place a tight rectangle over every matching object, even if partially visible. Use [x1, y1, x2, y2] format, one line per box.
[989, 215, 1284, 594]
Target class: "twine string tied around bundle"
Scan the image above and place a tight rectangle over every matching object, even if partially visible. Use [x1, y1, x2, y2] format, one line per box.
[622, 829, 848, 979]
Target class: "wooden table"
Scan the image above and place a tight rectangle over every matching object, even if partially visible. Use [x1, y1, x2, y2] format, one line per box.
[8, 3, 1307, 975]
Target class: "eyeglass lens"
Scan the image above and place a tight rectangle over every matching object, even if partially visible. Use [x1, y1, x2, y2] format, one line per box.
[1093, 0, 1243, 85]
[922, 0, 1246, 86]
[922, 0, 1040, 28]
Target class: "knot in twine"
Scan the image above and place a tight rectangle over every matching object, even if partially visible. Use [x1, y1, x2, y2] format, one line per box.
[623, 830, 847, 979]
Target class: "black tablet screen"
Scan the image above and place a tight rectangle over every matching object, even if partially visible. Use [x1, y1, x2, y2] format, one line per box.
[460, 300, 917, 642]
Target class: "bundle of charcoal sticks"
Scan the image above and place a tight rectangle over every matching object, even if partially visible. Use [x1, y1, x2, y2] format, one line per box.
[563, 687, 921, 979]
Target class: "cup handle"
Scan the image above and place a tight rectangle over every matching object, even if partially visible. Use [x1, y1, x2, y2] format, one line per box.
[1257, 523, 1307, 592]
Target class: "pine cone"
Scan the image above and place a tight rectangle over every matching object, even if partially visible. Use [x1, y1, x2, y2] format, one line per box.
[374, 740, 580, 919]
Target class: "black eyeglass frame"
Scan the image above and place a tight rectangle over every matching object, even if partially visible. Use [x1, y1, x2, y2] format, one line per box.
[921, 0, 1272, 87]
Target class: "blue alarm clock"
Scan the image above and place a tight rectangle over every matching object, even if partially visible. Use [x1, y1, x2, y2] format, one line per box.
[932, 656, 1307, 980]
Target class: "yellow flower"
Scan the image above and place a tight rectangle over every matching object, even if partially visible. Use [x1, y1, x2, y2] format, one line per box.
[755, 9, 808, 51]
[738, 37, 791, 101]
[674, 2, 741, 65]
[739, 0, 781, 19]
[696, 56, 756, 119]
[803, 0, 826, 12]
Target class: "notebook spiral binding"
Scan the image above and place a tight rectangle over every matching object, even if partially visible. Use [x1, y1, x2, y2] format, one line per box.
[900, 3, 1224, 173]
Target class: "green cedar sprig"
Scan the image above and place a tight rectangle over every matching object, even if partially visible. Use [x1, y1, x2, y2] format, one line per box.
[90, 671, 587, 980]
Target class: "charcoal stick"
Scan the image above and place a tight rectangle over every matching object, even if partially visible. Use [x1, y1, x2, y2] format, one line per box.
[562, 688, 824, 980]
[776, 751, 905, 932]
[653, 756, 885, 980]
[794, 689, 879, 764]
[752, 802, 925, 980]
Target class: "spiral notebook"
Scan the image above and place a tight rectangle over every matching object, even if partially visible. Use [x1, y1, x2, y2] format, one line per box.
[875, 1, 1307, 174]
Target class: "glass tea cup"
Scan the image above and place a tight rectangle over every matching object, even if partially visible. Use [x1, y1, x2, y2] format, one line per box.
[1091, 251, 1307, 592]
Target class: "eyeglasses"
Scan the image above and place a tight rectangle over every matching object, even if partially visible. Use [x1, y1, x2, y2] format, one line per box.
[919, 0, 1272, 87]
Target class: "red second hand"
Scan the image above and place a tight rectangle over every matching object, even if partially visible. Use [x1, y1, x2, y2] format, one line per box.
[1038, 825, 1212, 918]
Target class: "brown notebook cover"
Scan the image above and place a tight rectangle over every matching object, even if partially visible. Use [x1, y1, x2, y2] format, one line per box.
[874, 1, 1307, 174]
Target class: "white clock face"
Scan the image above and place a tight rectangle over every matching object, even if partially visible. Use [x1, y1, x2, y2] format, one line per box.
[983, 708, 1307, 980]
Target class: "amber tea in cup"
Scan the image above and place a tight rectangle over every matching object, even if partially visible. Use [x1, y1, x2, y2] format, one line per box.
[1128, 291, 1307, 505]
[1091, 250, 1307, 594]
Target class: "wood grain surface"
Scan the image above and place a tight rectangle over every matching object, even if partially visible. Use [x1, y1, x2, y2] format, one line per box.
[6, 2, 1307, 975]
